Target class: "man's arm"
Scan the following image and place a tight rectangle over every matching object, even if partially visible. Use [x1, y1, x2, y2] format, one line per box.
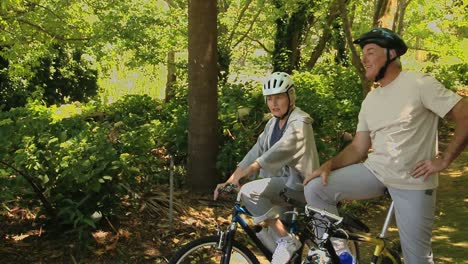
[329, 131, 372, 170]
[304, 131, 371, 185]
[442, 98, 468, 163]
[412, 98, 468, 179]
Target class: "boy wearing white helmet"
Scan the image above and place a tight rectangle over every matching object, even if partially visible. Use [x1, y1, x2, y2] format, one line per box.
[214, 72, 320, 264]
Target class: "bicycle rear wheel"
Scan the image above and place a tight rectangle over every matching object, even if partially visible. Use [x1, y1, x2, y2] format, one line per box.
[169, 235, 260, 264]
[348, 240, 360, 263]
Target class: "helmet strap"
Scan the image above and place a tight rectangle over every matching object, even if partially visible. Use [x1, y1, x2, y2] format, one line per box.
[279, 90, 295, 120]
[375, 49, 397, 82]
[278, 105, 291, 120]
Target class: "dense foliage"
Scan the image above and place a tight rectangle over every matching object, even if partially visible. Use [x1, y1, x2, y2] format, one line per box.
[0, 96, 170, 239]
[0, 0, 466, 248]
[0, 66, 362, 239]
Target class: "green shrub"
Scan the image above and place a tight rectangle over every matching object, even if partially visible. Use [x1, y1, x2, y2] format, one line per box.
[216, 66, 362, 175]
[217, 81, 266, 178]
[0, 96, 171, 240]
[294, 66, 362, 161]
[423, 63, 467, 92]
[0, 66, 364, 241]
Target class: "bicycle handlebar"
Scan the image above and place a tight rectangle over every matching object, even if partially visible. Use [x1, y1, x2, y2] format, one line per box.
[305, 205, 343, 224]
[218, 183, 238, 195]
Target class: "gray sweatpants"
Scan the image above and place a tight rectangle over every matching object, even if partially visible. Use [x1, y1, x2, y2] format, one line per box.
[237, 177, 305, 224]
[304, 164, 435, 264]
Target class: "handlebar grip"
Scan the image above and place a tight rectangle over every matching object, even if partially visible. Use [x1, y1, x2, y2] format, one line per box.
[219, 183, 238, 195]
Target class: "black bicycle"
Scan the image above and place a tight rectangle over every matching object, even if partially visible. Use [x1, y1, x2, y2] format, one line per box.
[169, 184, 401, 264]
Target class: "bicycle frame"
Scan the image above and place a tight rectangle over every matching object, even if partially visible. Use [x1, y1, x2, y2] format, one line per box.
[219, 202, 273, 263]
[216, 194, 399, 264]
[307, 201, 398, 264]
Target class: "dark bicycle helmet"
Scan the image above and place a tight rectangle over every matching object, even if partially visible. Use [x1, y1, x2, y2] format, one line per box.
[353, 28, 408, 56]
[354, 28, 408, 81]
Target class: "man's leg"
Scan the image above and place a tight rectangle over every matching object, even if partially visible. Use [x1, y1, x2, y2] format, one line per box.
[388, 188, 436, 264]
[304, 164, 387, 215]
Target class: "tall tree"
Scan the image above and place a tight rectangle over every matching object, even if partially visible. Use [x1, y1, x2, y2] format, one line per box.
[187, 0, 219, 192]
[395, 0, 411, 35]
[373, 0, 398, 29]
[272, 0, 315, 73]
[304, 0, 340, 69]
[217, 0, 264, 82]
[338, 0, 373, 95]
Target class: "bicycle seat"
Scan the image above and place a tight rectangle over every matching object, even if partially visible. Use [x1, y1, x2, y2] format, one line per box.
[279, 188, 306, 208]
[341, 213, 370, 233]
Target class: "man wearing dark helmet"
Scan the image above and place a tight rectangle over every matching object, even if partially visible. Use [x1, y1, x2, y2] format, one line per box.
[304, 28, 468, 263]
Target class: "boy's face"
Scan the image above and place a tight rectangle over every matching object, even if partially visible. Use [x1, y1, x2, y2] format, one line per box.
[266, 93, 290, 117]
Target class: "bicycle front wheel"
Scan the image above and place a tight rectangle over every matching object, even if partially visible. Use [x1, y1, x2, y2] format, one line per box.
[169, 235, 259, 264]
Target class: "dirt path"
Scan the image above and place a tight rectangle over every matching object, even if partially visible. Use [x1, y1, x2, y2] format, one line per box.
[432, 148, 468, 263]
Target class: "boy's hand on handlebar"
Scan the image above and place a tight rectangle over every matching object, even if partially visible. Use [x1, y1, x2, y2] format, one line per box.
[213, 181, 239, 200]
[304, 161, 332, 186]
[214, 163, 260, 200]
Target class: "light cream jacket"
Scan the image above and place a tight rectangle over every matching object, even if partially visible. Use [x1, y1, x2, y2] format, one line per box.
[238, 107, 320, 191]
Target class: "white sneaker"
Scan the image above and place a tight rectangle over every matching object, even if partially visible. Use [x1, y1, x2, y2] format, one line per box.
[256, 227, 277, 252]
[306, 248, 330, 263]
[271, 235, 301, 264]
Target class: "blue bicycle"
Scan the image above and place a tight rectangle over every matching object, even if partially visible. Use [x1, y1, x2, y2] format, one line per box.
[169, 184, 401, 264]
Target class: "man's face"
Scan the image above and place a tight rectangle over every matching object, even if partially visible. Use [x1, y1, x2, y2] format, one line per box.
[361, 43, 387, 80]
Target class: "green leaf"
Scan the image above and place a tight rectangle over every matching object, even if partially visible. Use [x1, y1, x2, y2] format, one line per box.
[90, 181, 101, 192]
[83, 218, 97, 228]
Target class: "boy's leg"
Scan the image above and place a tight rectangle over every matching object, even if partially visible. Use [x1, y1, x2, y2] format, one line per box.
[388, 188, 436, 264]
[238, 177, 297, 223]
[238, 177, 303, 264]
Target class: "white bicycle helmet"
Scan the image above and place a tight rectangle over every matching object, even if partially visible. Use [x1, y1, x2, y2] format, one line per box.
[262, 72, 296, 119]
[263, 72, 294, 96]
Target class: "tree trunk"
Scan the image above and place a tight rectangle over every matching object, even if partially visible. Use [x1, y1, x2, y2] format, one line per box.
[333, 20, 348, 66]
[187, 0, 219, 193]
[395, 0, 411, 35]
[272, 0, 315, 73]
[338, 0, 373, 95]
[373, 0, 398, 29]
[165, 50, 176, 102]
[305, 0, 340, 69]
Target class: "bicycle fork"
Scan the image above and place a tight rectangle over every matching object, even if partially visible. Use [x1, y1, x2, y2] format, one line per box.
[219, 222, 237, 264]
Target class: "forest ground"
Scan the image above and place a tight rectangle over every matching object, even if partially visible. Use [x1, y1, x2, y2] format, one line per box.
[1, 131, 467, 264]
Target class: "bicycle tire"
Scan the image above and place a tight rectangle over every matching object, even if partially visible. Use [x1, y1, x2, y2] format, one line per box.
[169, 235, 260, 264]
[377, 248, 401, 264]
[348, 240, 360, 263]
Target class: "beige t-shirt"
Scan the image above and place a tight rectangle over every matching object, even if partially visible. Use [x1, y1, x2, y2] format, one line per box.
[357, 71, 462, 190]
